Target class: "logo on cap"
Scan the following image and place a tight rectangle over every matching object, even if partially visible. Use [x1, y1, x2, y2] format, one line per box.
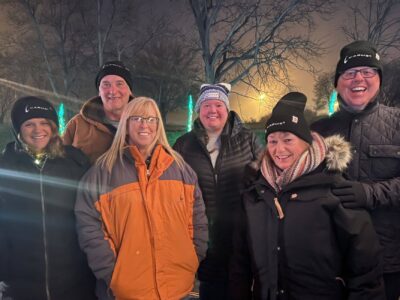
[205, 92, 221, 99]
[343, 53, 372, 64]
[25, 105, 52, 113]
[292, 116, 298, 123]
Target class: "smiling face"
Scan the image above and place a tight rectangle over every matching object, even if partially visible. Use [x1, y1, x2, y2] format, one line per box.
[336, 66, 380, 111]
[127, 106, 158, 156]
[20, 118, 53, 153]
[99, 75, 132, 120]
[199, 99, 229, 134]
[267, 131, 310, 170]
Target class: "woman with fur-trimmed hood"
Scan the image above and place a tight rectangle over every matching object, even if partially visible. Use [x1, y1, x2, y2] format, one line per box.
[229, 92, 385, 300]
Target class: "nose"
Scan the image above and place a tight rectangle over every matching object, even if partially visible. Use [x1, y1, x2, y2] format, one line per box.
[209, 105, 217, 112]
[109, 84, 116, 94]
[138, 119, 148, 127]
[353, 70, 364, 81]
[275, 141, 285, 153]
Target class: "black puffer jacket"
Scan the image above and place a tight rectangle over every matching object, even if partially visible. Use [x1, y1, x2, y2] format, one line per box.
[173, 111, 264, 282]
[230, 135, 384, 300]
[0, 142, 96, 300]
[311, 99, 400, 274]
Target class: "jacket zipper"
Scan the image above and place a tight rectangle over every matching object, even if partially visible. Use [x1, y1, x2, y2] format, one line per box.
[39, 161, 51, 300]
[140, 167, 161, 300]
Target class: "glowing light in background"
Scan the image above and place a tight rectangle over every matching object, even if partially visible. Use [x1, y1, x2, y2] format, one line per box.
[57, 102, 66, 135]
[186, 94, 193, 132]
[328, 90, 337, 116]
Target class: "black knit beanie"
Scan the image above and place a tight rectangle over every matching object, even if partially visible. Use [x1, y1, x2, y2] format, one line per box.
[334, 40, 382, 87]
[95, 60, 133, 91]
[265, 92, 312, 144]
[11, 96, 59, 133]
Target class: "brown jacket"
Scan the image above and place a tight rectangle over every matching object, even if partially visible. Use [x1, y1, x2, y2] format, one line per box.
[63, 96, 115, 164]
[75, 145, 208, 300]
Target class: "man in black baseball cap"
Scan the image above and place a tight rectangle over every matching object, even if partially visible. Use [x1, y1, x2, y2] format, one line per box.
[312, 40, 400, 300]
[63, 60, 134, 163]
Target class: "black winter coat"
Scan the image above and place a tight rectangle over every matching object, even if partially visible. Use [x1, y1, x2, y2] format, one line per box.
[0, 142, 96, 300]
[311, 100, 400, 273]
[173, 111, 264, 282]
[230, 136, 385, 300]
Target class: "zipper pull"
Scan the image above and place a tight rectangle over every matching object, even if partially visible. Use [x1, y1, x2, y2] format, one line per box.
[274, 197, 285, 219]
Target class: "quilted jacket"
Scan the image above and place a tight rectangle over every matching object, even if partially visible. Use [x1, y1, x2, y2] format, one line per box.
[311, 99, 400, 273]
[173, 111, 264, 282]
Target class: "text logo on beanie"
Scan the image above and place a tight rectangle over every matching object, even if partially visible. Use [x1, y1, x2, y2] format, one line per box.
[195, 83, 231, 113]
[11, 96, 59, 133]
[95, 60, 133, 91]
[265, 92, 312, 144]
[334, 40, 382, 87]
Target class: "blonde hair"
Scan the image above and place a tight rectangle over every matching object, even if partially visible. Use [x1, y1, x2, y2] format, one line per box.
[98, 97, 185, 173]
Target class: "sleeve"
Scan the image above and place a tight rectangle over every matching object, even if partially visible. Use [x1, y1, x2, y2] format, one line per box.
[172, 136, 183, 153]
[63, 116, 77, 145]
[229, 203, 253, 300]
[74, 169, 116, 286]
[0, 195, 9, 285]
[333, 204, 385, 299]
[362, 179, 400, 209]
[191, 181, 208, 262]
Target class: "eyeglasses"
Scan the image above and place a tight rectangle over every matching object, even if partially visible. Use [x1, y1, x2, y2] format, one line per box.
[129, 116, 159, 125]
[340, 67, 378, 80]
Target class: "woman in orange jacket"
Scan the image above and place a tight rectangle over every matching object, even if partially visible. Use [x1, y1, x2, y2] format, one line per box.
[75, 97, 208, 300]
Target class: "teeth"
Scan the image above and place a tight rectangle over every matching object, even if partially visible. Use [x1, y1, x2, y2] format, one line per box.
[139, 132, 149, 136]
[352, 87, 366, 92]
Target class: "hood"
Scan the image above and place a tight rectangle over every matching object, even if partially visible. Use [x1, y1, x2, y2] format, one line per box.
[80, 96, 105, 123]
[324, 134, 352, 173]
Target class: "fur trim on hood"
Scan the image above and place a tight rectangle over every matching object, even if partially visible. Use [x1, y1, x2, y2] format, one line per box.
[324, 134, 352, 173]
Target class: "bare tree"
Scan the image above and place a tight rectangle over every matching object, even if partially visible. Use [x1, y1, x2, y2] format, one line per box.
[134, 38, 199, 121]
[4, 0, 91, 100]
[313, 72, 334, 114]
[188, 0, 334, 92]
[381, 59, 400, 107]
[341, 0, 400, 57]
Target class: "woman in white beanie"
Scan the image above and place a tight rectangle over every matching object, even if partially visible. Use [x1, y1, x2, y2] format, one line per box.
[174, 83, 264, 300]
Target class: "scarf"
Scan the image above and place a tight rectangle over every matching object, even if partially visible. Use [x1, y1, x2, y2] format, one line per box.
[261, 132, 327, 218]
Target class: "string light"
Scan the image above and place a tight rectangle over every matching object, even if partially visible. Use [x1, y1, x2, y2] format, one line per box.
[187, 94, 193, 132]
[57, 102, 66, 135]
[328, 90, 337, 116]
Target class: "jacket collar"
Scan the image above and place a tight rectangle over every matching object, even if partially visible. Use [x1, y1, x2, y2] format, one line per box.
[248, 134, 351, 197]
[337, 93, 380, 116]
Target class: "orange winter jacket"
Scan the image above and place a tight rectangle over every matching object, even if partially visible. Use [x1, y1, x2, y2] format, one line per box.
[63, 96, 116, 164]
[75, 145, 208, 300]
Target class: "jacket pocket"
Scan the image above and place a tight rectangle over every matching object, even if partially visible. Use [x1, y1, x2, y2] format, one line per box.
[369, 145, 400, 179]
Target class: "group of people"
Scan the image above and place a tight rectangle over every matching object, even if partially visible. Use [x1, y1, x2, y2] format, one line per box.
[0, 40, 398, 300]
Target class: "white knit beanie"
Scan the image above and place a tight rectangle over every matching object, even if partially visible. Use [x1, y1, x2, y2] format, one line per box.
[195, 83, 231, 113]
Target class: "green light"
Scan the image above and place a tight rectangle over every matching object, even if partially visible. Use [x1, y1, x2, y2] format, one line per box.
[187, 94, 193, 132]
[328, 90, 337, 116]
[57, 102, 66, 135]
